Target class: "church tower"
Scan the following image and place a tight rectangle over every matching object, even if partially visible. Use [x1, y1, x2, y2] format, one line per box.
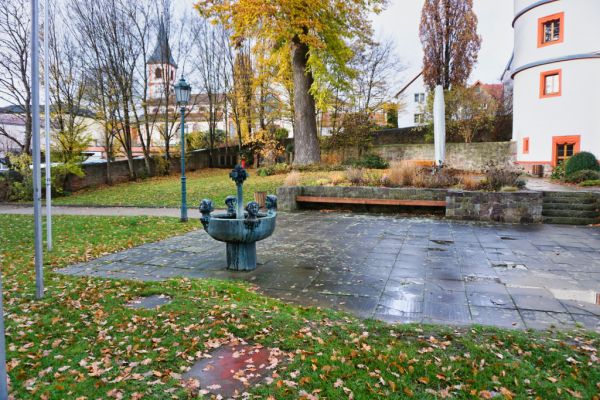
[147, 19, 177, 99]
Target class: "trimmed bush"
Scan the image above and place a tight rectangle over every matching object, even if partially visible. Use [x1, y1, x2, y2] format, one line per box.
[345, 154, 389, 169]
[564, 169, 600, 184]
[565, 151, 599, 176]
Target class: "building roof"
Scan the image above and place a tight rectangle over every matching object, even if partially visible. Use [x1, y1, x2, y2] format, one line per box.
[500, 53, 514, 82]
[147, 20, 177, 67]
[0, 104, 95, 118]
[394, 71, 424, 98]
[473, 81, 504, 101]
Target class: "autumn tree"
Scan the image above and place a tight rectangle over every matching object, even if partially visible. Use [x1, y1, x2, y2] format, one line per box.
[423, 85, 498, 143]
[197, 0, 385, 165]
[419, 0, 481, 90]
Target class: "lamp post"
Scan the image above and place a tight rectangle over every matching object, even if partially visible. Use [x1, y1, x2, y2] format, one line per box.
[174, 77, 192, 222]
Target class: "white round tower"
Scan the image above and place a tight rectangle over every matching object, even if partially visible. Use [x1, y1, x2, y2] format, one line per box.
[512, 0, 600, 171]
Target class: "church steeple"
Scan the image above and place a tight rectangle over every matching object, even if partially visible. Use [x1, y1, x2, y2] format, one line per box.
[148, 19, 177, 67]
[147, 18, 177, 99]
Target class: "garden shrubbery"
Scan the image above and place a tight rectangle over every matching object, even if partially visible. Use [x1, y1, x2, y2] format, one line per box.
[564, 169, 600, 184]
[552, 151, 600, 187]
[565, 151, 599, 176]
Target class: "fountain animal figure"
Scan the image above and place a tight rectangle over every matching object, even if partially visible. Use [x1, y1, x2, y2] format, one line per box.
[198, 165, 277, 271]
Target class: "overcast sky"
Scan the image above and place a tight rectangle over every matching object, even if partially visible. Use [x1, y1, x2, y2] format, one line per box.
[372, 0, 514, 86]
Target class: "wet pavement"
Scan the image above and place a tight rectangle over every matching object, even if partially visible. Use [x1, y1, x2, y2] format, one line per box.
[59, 212, 600, 332]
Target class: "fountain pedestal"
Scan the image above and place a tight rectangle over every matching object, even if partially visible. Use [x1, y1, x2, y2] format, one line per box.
[226, 243, 256, 271]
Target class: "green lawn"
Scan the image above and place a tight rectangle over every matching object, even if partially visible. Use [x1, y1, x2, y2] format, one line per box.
[54, 169, 334, 208]
[1, 214, 599, 399]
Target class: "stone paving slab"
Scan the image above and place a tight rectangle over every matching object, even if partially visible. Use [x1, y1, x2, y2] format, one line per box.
[58, 211, 600, 332]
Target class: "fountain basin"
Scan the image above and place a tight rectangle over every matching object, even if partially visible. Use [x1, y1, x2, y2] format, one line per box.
[205, 213, 276, 244]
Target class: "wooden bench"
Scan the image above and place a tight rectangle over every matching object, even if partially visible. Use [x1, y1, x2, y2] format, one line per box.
[296, 196, 446, 207]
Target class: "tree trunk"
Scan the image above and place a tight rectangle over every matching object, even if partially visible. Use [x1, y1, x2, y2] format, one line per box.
[291, 37, 320, 165]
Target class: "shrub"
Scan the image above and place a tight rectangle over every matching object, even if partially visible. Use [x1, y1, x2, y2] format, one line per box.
[257, 166, 274, 177]
[550, 162, 565, 180]
[346, 154, 389, 169]
[345, 167, 365, 186]
[152, 154, 170, 176]
[580, 179, 600, 187]
[283, 171, 301, 186]
[273, 163, 290, 174]
[51, 162, 84, 195]
[565, 151, 599, 176]
[482, 163, 524, 191]
[321, 152, 343, 166]
[414, 169, 459, 188]
[315, 178, 330, 186]
[388, 161, 419, 187]
[0, 175, 9, 202]
[564, 169, 600, 184]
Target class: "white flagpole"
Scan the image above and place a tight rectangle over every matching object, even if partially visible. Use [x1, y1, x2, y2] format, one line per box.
[32, 0, 44, 299]
[44, 0, 52, 251]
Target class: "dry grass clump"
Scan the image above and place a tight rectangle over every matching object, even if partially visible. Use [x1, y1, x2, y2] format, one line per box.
[460, 174, 481, 190]
[283, 171, 301, 186]
[330, 172, 346, 185]
[345, 167, 365, 186]
[387, 161, 419, 187]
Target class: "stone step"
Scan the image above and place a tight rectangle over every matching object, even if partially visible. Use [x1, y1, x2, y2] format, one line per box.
[542, 196, 598, 205]
[543, 191, 598, 198]
[542, 202, 599, 211]
[542, 209, 599, 218]
[543, 216, 599, 225]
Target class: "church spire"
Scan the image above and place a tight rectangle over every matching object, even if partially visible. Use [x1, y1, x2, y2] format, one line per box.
[148, 18, 177, 67]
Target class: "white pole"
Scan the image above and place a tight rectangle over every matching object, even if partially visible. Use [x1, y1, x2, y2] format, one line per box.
[44, 0, 52, 251]
[0, 274, 9, 399]
[433, 85, 446, 167]
[32, 0, 44, 299]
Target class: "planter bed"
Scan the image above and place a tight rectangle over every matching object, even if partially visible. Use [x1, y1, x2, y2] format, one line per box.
[278, 186, 544, 224]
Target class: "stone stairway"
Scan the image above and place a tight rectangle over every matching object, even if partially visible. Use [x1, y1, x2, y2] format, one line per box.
[542, 191, 600, 225]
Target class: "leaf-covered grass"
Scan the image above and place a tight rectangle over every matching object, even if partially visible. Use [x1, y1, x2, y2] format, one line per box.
[1, 214, 599, 399]
[53, 169, 335, 208]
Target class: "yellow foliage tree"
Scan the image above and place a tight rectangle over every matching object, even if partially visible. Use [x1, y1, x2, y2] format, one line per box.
[197, 0, 386, 165]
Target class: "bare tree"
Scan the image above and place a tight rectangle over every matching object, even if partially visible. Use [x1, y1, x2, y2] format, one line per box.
[71, 0, 141, 180]
[191, 17, 228, 167]
[47, 3, 91, 163]
[350, 37, 404, 114]
[0, 0, 32, 154]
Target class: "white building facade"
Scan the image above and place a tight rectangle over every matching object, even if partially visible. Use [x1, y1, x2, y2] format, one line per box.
[395, 72, 428, 129]
[510, 0, 600, 171]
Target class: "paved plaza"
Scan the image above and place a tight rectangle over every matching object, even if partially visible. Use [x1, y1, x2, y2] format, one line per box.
[59, 211, 600, 332]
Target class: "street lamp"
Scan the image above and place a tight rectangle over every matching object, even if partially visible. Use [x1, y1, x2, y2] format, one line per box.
[175, 76, 192, 222]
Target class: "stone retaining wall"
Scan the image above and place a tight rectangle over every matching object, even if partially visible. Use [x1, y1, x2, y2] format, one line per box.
[322, 141, 516, 172]
[376, 142, 516, 171]
[278, 185, 543, 224]
[66, 147, 239, 192]
[446, 190, 543, 223]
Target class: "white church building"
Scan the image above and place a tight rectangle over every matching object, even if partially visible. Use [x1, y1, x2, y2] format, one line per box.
[507, 0, 600, 173]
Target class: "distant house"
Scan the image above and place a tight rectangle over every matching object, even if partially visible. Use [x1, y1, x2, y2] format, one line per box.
[394, 71, 428, 129]
[0, 104, 104, 158]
